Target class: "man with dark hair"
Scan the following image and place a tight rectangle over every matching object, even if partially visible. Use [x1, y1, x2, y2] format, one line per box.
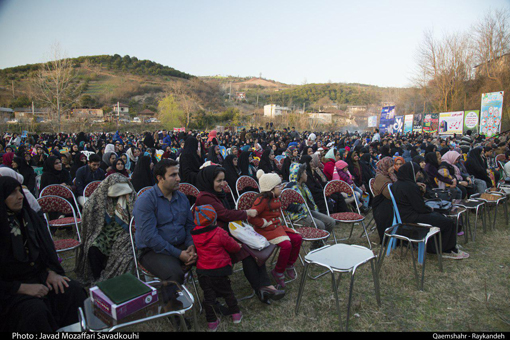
[75, 153, 105, 206]
[133, 159, 196, 284]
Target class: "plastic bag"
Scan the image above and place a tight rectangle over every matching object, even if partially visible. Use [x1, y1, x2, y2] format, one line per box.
[228, 221, 270, 250]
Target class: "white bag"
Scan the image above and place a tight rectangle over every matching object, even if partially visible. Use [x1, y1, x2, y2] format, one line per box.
[228, 221, 270, 250]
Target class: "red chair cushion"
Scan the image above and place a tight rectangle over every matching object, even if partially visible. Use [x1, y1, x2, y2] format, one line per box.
[49, 217, 81, 226]
[330, 212, 364, 222]
[295, 226, 329, 240]
[54, 239, 81, 251]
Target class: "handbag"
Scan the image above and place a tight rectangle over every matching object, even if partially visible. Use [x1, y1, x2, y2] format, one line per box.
[228, 221, 270, 250]
[425, 199, 452, 214]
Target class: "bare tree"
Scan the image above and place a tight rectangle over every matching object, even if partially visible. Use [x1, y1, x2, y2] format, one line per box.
[414, 30, 473, 112]
[472, 8, 510, 84]
[33, 44, 77, 132]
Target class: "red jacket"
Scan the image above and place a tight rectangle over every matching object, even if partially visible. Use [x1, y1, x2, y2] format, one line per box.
[195, 191, 247, 230]
[191, 224, 241, 273]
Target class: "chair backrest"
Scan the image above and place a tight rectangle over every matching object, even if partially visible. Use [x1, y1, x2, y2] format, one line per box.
[178, 183, 200, 198]
[498, 160, 509, 178]
[280, 188, 319, 229]
[38, 195, 75, 215]
[137, 186, 153, 197]
[236, 175, 260, 197]
[39, 185, 81, 219]
[222, 181, 237, 204]
[387, 184, 402, 225]
[236, 191, 259, 210]
[369, 178, 376, 197]
[83, 180, 101, 198]
[129, 216, 141, 280]
[323, 179, 361, 215]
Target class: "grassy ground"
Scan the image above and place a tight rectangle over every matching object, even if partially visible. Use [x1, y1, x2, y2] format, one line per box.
[60, 205, 510, 332]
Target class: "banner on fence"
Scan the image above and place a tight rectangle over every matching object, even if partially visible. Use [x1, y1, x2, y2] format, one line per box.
[413, 113, 423, 133]
[438, 111, 464, 135]
[393, 116, 404, 134]
[422, 113, 439, 134]
[368, 115, 378, 128]
[463, 110, 479, 134]
[404, 115, 413, 134]
[480, 91, 504, 137]
[379, 106, 395, 134]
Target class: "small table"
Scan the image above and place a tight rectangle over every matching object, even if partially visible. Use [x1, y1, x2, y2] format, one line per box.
[295, 244, 381, 331]
[78, 281, 198, 332]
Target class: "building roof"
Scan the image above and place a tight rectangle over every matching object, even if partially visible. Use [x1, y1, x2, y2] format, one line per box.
[139, 109, 155, 115]
[112, 103, 129, 107]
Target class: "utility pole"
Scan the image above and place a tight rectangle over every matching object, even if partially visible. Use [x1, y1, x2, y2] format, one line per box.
[116, 102, 120, 130]
[229, 82, 232, 101]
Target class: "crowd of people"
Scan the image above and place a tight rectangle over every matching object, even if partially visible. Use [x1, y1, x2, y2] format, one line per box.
[1, 125, 509, 332]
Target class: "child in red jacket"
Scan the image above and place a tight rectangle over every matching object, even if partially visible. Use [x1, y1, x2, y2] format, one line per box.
[248, 171, 303, 289]
[191, 204, 242, 332]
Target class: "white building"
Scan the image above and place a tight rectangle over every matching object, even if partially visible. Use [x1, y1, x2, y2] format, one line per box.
[309, 113, 333, 124]
[263, 104, 291, 118]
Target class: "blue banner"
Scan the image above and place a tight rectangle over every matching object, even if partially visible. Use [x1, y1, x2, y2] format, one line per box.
[379, 106, 395, 134]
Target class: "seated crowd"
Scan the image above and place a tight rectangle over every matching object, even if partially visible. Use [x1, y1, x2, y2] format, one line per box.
[0, 126, 508, 332]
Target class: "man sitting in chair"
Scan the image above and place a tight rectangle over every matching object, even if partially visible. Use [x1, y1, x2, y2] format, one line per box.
[133, 159, 197, 284]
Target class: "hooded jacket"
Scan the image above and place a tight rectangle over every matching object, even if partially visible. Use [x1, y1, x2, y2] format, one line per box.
[190, 224, 241, 276]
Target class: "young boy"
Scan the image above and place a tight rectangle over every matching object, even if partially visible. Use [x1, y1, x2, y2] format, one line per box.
[190, 204, 242, 332]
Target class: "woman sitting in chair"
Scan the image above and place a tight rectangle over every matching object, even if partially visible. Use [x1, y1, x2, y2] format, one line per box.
[0, 176, 87, 332]
[285, 163, 335, 250]
[194, 164, 285, 304]
[391, 162, 469, 260]
[372, 157, 397, 243]
[75, 173, 137, 283]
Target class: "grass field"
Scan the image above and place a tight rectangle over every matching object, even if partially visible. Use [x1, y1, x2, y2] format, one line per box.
[60, 204, 510, 332]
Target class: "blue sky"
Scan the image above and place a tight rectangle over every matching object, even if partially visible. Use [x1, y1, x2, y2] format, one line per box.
[0, 0, 508, 87]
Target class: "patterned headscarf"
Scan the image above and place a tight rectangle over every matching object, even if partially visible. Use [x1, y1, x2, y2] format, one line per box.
[376, 156, 398, 183]
[285, 145, 299, 162]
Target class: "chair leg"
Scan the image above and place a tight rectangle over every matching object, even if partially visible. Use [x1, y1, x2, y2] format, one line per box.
[295, 263, 310, 315]
[376, 235, 389, 275]
[345, 272, 356, 331]
[330, 270, 344, 330]
[420, 244, 427, 291]
[370, 259, 381, 306]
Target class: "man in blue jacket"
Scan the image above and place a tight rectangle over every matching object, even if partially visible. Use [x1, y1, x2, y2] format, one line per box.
[75, 154, 105, 206]
[133, 158, 196, 284]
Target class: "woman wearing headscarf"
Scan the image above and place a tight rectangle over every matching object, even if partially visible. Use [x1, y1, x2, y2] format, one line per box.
[222, 154, 241, 201]
[424, 151, 456, 200]
[391, 162, 468, 259]
[1, 151, 14, 168]
[106, 158, 129, 178]
[100, 151, 118, 173]
[126, 147, 139, 172]
[238, 150, 257, 179]
[179, 137, 202, 186]
[464, 147, 492, 192]
[130, 155, 155, 193]
[281, 145, 299, 181]
[372, 157, 397, 242]
[346, 150, 370, 191]
[39, 156, 72, 192]
[207, 144, 224, 165]
[258, 148, 280, 175]
[0, 177, 87, 332]
[194, 164, 284, 304]
[70, 152, 87, 179]
[438, 151, 468, 199]
[75, 173, 136, 283]
[299, 155, 328, 214]
[12, 155, 36, 195]
[0, 167, 42, 218]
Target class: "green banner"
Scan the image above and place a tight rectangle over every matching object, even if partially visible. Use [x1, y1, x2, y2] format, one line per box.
[463, 110, 479, 134]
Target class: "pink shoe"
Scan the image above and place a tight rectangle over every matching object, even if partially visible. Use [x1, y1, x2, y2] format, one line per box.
[271, 269, 286, 288]
[285, 266, 296, 280]
[208, 319, 220, 332]
[232, 312, 243, 324]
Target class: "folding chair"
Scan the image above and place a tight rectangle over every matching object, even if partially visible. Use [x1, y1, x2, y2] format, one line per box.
[235, 175, 260, 198]
[129, 216, 202, 313]
[82, 180, 102, 206]
[377, 184, 443, 290]
[38, 195, 82, 255]
[40, 184, 82, 220]
[136, 186, 153, 197]
[280, 188, 330, 280]
[323, 180, 371, 248]
[178, 183, 200, 209]
[222, 181, 237, 206]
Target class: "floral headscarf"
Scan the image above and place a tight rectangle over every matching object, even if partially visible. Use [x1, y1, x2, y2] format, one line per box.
[285, 145, 299, 162]
[376, 156, 398, 183]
